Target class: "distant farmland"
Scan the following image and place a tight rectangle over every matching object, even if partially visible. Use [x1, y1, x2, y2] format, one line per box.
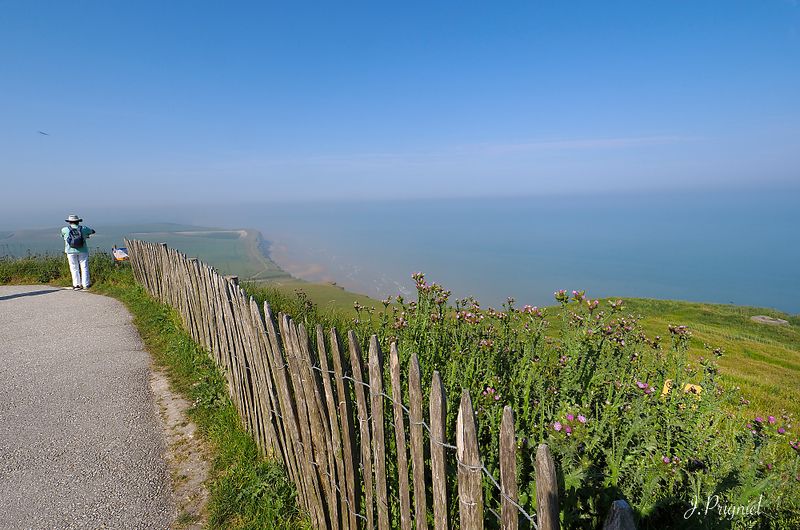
[0, 223, 288, 281]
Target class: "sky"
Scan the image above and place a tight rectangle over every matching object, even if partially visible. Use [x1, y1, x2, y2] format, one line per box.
[1, 1, 799, 216]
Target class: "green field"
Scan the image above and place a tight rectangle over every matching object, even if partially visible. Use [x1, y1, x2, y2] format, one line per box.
[0, 223, 288, 281]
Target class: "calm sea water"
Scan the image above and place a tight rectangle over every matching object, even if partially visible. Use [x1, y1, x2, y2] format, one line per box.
[186, 190, 799, 314]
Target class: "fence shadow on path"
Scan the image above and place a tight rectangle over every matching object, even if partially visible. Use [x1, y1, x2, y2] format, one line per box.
[0, 288, 62, 302]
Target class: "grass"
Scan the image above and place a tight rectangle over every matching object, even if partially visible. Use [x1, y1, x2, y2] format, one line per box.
[251, 277, 381, 315]
[623, 298, 800, 419]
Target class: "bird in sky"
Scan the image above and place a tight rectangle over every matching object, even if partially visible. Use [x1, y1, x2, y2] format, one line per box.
[37, 130, 49, 135]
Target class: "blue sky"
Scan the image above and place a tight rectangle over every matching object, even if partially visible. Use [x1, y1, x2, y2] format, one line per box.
[2, 1, 799, 212]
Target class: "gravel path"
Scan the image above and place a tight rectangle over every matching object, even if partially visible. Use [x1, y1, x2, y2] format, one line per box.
[0, 285, 174, 529]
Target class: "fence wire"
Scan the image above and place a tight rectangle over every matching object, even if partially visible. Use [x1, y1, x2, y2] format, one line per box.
[128, 239, 541, 530]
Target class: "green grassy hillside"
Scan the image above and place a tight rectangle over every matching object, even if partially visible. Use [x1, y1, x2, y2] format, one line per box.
[623, 298, 799, 420]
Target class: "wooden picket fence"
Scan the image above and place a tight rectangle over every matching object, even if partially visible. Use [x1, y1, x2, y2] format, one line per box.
[125, 239, 635, 530]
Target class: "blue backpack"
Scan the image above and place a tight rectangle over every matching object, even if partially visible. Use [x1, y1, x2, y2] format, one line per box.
[67, 226, 84, 248]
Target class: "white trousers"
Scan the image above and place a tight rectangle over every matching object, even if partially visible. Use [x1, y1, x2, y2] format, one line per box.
[67, 252, 90, 288]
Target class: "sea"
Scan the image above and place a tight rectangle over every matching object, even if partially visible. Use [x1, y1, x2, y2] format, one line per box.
[179, 189, 799, 314]
[8, 189, 796, 313]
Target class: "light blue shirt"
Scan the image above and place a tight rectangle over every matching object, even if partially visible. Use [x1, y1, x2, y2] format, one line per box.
[61, 224, 95, 254]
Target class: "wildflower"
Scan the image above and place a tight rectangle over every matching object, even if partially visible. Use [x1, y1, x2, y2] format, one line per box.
[755, 416, 764, 424]
[636, 381, 647, 389]
[778, 427, 786, 435]
[577, 415, 587, 424]
[766, 463, 773, 471]
[768, 416, 776, 424]
[564, 426, 572, 436]
[662, 456, 671, 464]
[553, 422, 563, 432]
[566, 413, 574, 421]
[668, 324, 690, 336]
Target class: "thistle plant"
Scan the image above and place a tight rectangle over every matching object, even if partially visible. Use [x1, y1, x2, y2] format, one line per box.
[367, 274, 800, 528]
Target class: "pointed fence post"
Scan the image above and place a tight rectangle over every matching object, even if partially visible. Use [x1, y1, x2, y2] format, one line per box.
[535, 444, 559, 530]
[500, 406, 518, 530]
[389, 343, 412, 530]
[429, 371, 448, 530]
[456, 390, 483, 530]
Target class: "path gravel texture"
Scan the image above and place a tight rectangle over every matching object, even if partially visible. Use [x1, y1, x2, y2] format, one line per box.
[0, 285, 174, 529]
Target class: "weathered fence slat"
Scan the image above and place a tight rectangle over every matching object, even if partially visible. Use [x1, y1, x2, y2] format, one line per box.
[330, 328, 359, 529]
[456, 390, 483, 530]
[429, 371, 448, 530]
[297, 323, 336, 529]
[282, 315, 326, 528]
[536, 444, 560, 530]
[263, 304, 305, 505]
[408, 354, 429, 530]
[348, 331, 375, 530]
[249, 298, 286, 463]
[317, 325, 347, 530]
[500, 406, 518, 530]
[368, 336, 390, 530]
[389, 343, 412, 530]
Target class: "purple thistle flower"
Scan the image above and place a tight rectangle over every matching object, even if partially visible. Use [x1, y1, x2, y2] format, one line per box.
[564, 426, 572, 436]
[662, 456, 670, 464]
[755, 416, 764, 423]
[768, 416, 776, 424]
[553, 422, 562, 432]
[636, 381, 647, 389]
[566, 414, 575, 421]
[778, 427, 786, 435]
[577, 415, 587, 424]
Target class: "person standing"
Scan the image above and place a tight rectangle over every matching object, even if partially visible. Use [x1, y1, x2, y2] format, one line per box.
[61, 214, 96, 290]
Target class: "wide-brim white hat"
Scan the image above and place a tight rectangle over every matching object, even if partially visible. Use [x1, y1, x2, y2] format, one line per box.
[65, 214, 82, 223]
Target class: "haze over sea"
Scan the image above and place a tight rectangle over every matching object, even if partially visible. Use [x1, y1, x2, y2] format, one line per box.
[171, 188, 798, 314]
